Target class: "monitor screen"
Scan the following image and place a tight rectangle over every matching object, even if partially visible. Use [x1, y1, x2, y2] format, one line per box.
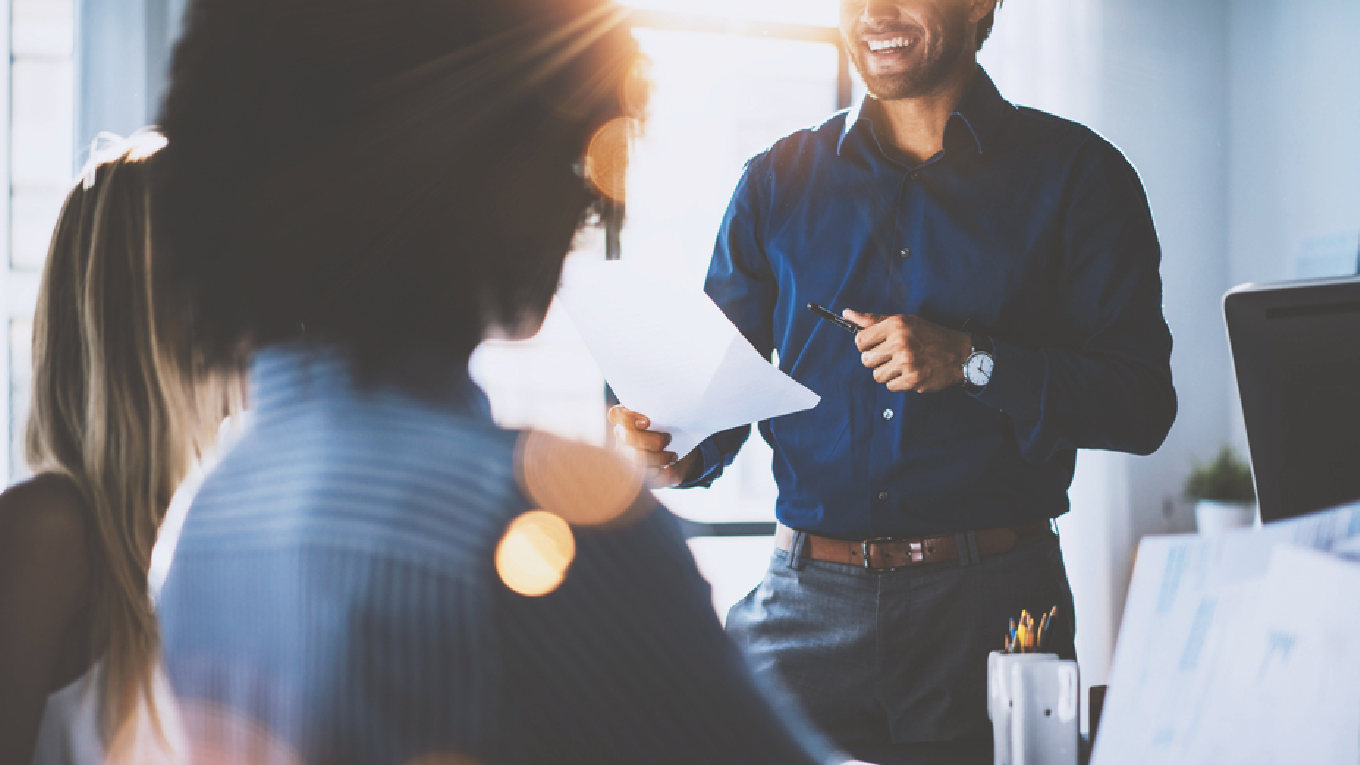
[1224, 277, 1360, 522]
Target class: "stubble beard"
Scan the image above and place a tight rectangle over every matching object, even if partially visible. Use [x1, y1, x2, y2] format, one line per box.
[849, 14, 971, 101]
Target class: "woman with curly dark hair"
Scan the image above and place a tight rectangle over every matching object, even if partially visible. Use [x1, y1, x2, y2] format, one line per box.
[152, 1, 846, 764]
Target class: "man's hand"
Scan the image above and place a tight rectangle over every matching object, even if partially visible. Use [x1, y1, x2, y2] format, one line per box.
[844, 309, 972, 393]
[606, 406, 701, 487]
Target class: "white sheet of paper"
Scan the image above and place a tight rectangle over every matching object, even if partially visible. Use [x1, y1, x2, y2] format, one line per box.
[557, 259, 819, 458]
[1182, 545, 1360, 765]
[1091, 502, 1360, 765]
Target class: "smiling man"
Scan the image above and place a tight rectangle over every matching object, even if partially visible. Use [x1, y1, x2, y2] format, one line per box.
[611, 0, 1176, 761]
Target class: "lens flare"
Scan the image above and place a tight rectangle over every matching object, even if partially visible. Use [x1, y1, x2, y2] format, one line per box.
[619, 53, 653, 120]
[496, 510, 576, 597]
[584, 116, 638, 202]
[176, 699, 305, 765]
[517, 431, 644, 527]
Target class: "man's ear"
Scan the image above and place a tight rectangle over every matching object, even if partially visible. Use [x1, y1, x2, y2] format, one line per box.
[969, 0, 1000, 25]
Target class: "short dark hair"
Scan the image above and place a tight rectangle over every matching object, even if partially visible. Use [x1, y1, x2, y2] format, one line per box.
[154, 0, 643, 377]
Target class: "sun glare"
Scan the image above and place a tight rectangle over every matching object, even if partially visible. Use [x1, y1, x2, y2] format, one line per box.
[619, 0, 838, 28]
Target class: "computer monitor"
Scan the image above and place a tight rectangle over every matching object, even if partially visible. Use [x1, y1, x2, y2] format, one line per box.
[1224, 276, 1360, 522]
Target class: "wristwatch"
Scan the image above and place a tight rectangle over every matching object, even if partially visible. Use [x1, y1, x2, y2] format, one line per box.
[961, 332, 994, 394]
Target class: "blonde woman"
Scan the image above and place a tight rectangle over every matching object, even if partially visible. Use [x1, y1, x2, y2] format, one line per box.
[0, 133, 231, 765]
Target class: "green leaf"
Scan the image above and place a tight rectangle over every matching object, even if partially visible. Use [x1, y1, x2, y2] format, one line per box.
[1184, 445, 1256, 502]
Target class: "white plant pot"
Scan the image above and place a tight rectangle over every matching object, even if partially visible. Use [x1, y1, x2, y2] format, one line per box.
[1194, 500, 1257, 534]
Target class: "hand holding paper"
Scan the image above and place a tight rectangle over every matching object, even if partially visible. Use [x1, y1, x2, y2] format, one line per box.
[607, 405, 698, 486]
[558, 260, 819, 472]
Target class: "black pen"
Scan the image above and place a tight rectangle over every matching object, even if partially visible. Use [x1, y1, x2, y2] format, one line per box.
[807, 302, 860, 334]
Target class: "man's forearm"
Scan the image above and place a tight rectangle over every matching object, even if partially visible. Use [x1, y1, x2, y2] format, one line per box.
[975, 337, 1176, 462]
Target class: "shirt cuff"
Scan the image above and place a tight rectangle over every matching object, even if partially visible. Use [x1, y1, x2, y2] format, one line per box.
[974, 335, 1045, 428]
[677, 438, 726, 488]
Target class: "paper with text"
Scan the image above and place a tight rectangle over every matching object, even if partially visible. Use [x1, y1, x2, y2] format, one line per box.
[558, 260, 820, 459]
[1186, 546, 1360, 765]
[1091, 502, 1360, 765]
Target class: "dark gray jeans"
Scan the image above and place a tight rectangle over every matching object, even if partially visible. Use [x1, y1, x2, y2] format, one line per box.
[727, 528, 1077, 765]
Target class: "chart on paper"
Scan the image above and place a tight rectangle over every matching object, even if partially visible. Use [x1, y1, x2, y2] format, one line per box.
[1092, 503, 1360, 765]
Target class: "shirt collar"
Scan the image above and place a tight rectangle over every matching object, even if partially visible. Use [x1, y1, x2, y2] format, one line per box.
[250, 342, 492, 420]
[838, 94, 871, 156]
[837, 67, 1012, 158]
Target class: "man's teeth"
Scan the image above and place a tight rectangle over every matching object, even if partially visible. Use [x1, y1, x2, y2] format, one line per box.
[867, 37, 911, 52]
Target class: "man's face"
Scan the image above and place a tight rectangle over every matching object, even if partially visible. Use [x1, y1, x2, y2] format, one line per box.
[839, 0, 975, 100]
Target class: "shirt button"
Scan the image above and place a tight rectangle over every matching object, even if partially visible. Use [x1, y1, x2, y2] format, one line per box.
[910, 171, 921, 181]
[882, 408, 894, 421]
[898, 247, 911, 259]
[878, 491, 890, 501]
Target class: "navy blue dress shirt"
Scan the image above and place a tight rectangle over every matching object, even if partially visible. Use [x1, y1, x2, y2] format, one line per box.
[685, 69, 1176, 539]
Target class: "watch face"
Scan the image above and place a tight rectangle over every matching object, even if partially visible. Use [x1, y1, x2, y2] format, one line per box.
[966, 353, 994, 386]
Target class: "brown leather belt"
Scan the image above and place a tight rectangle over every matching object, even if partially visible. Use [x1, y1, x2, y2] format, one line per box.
[775, 520, 1052, 571]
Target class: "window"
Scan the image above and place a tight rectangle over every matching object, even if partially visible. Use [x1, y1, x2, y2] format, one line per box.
[2, 0, 75, 482]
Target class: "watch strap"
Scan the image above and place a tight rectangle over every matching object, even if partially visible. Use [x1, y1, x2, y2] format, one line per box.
[969, 332, 994, 357]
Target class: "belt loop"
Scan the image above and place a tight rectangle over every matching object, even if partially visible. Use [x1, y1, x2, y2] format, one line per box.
[966, 530, 981, 565]
[954, 533, 970, 567]
[785, 530, 808, 571]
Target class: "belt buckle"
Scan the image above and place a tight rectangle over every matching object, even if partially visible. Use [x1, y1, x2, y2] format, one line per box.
[861, 536, 898, 571]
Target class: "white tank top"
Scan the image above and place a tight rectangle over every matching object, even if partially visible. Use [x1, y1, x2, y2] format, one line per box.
[29, 662, 102, 765]
[29, 661, 185, 765]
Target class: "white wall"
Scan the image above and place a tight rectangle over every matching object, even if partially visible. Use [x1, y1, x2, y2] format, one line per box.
[1229, 0, 1360, 288]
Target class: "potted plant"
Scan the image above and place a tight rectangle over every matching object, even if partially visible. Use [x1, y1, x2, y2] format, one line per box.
[1185, 445, 1257, 533]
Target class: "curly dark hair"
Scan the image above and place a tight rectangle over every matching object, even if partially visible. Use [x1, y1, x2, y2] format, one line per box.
[154, 0, 643, 378]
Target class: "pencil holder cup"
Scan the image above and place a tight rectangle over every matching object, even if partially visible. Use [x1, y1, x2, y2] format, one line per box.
[1010, 659, 1079, 765]
[987, 651, 1058, 765]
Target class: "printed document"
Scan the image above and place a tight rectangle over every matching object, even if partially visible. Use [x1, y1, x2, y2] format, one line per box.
[1091, 503, 1360, 765]
[1187, 546, 1360, 765]
[557, 259, 820, 459]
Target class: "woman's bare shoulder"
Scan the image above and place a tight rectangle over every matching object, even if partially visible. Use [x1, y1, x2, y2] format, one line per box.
[0, 473, 91, 569]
